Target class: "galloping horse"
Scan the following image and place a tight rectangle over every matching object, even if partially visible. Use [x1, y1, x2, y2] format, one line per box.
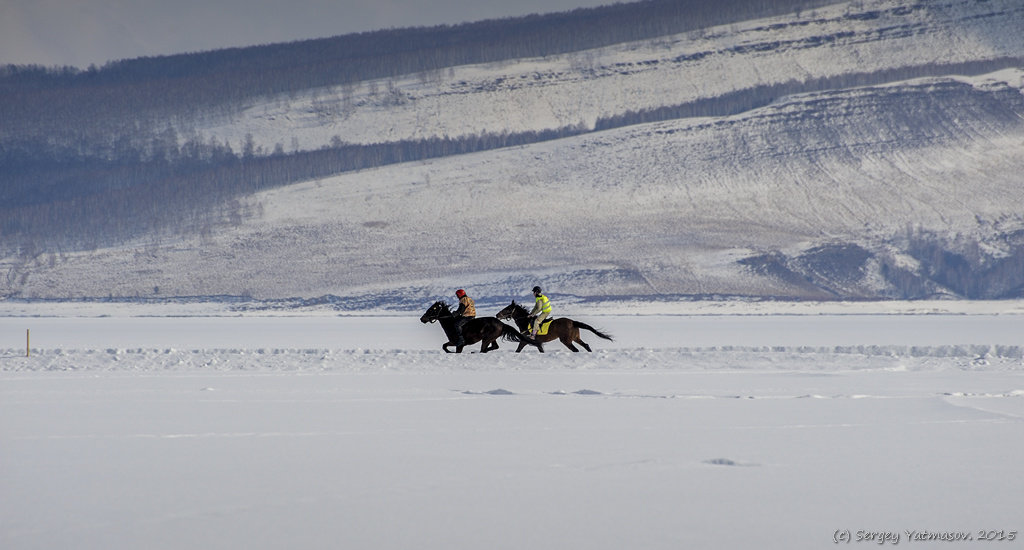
[496, 301, 613, 352]
[420, 301, 544, 353]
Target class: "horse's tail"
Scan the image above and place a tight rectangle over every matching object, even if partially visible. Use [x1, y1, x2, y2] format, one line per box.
[500, 322, 543, 350]
[572, 321, 613, 341]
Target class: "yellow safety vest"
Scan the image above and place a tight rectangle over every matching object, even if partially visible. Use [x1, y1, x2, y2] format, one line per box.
[535, 294, 552, 314]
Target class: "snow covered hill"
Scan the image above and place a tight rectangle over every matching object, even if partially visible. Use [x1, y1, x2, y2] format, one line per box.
[3, 0, 1024, 307]
[196, 0, 1024, 153]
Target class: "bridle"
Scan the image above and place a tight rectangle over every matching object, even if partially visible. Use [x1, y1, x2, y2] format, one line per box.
[423, 302, 454, 323]
[496, 301, 527, 321]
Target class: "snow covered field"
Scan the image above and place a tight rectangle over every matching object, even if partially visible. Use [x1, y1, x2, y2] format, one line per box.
[2, 304, 1023, 549]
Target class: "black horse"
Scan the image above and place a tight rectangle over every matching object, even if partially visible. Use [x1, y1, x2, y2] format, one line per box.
[496, 301, 613, 352]
[420, 301, 544, 353]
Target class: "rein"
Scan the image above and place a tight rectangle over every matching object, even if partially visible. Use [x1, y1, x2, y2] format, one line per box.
[498, 302, 530, 323]
[426, 303, 456, 323]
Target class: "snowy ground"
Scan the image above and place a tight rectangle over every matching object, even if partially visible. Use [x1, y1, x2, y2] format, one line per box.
[2, 302, 1023, 549]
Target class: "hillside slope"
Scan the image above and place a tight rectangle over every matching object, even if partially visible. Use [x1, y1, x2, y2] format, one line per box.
[10, 69, 1024, 306]
[3, 0, 1024, 306]
[196, 0, 1024, 152]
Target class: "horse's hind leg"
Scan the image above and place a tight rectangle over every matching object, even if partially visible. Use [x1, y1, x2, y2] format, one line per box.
[560, 335, 580, 352]
[576, 338, 592, 352]
[571, 328, 591, 351]
[482, 340, 499, 353]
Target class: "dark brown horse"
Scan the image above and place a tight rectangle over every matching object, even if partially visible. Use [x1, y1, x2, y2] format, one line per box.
[420, 301, 543, 353]
[496, 301, 613, 352]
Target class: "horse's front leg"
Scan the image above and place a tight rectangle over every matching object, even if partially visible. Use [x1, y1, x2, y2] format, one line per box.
[444, 341, 464, 353]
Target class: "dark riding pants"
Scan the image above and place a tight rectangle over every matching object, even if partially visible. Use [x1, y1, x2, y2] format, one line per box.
[454, 317, 471, 345]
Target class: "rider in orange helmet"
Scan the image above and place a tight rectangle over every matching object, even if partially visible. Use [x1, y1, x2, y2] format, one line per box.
[453, 289, 476, 347]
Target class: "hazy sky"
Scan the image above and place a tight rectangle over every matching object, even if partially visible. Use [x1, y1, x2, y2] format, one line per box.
[1, 0, 616, 68]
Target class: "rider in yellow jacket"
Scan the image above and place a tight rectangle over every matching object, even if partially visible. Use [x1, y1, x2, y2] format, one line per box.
[529, 286, 552, 338]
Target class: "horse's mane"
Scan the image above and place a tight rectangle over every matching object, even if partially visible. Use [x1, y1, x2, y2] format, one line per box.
[508, 301, 529, 315]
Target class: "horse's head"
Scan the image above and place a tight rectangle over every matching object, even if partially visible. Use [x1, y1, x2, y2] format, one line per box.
[420, 301, 451, 323]
[496, 300, 520, 320]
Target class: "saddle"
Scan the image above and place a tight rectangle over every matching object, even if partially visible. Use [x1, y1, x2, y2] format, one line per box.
[527, 317, 554, 336]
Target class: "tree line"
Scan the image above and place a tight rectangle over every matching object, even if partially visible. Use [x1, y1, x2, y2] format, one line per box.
[0, 125, 589, 255]
[595, 57, 1024, 131]
[884, 227, 1024, 299]
[0, 0, 836, 151]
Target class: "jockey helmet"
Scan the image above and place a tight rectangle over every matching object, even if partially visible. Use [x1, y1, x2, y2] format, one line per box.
[532, 286, 542, 294]
[456, 289, 466, 298]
